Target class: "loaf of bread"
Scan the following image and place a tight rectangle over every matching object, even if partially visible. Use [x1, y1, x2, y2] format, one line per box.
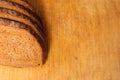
[0, 0, 46, 67]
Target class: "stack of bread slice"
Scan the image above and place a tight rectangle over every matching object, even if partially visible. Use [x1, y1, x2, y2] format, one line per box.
[0, 0, 46, 67]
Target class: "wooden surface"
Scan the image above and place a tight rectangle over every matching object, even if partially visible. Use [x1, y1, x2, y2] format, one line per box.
[0, 0, 120, 80]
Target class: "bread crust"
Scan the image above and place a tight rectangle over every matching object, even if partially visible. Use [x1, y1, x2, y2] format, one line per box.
[0, 0, 43, 31]
[0, 7, 44, 40]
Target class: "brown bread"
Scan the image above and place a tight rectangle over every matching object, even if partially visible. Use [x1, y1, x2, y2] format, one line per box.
[0, 0, 46, 67]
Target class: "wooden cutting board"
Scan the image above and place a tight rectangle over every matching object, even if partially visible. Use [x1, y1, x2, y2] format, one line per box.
[0, 0, 119, 80]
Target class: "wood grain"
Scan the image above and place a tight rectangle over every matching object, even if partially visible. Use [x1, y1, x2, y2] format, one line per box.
[0, 0, 119, 80]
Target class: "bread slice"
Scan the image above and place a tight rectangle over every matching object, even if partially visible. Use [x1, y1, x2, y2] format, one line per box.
[0, 7, 44, 40]
[0, 0, 46, 67]
[0, 0, 38, 24]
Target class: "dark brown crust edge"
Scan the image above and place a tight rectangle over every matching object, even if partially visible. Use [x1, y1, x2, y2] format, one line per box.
[0, 0, 44, 34]
[0, 7, 45, 41]
[0, 17, 47, 59]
